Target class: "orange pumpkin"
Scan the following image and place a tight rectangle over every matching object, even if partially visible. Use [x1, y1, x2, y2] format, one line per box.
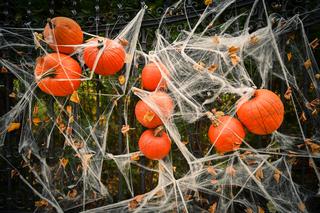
[83, 38, 125, 76]
[236, 89, 284, 135]
[34, 53, 82, 96]
[43, 17, 83, 54]
[138, 127, 171, 160]
[135, 92, 174, 128]
[141, 62, 169, 91]
[208, 116, 245, 153]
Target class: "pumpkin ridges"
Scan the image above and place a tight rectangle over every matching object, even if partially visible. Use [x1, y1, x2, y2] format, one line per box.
[259, 96, 284, 130]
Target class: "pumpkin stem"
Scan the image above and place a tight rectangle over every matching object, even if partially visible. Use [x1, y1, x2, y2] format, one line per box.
[154, 125, 165, 137]
[97, 39, 104, 49]
[206, 111, 224, 127]
[47, 18, 55, 29]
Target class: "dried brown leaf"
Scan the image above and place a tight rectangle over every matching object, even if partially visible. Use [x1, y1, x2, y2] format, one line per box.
[230, 54, 240, 65]
[273, 168, 281, 184]
[298, 202, 306, 212]
[245, 208, 253, 213]
[208, 64, 218, 73]
[130, 153, 140, 161]
[67, 189, 77, 199]
[33, 117, 41, 126]
[121, 125, 130, 135]
[35, 199, 48, 207]
[11, 169, 19, 178]
[1, 66, 8, 73]
[250, 35, 259, 45]
[204, 0, 213, 6]
[299, 112, 307, 123]
[212, 35, 220, 44]
[207, 166, 217, 176]
[193, 61, 206, 71]
[258, 206, 265, 213]
[60, 158, 69, 169]
[304, 59, 312, 69]
[209, 202, 217, 213]
[284, 87, 292, 100]
[118, 38, 129, 46]
[310, 38, 319, 49]
[287, 52, 292, 62]
[228, 46, 240, 55]
[256, 167, 264, 181]
[66, 105, 72, 115]
[226, 166, 236, 177]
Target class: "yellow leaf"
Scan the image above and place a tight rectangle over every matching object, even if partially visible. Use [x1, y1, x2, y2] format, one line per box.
[60, 158, 69, 168]
[70, 91, 80, 104]
[32, 118, 41, 126]
[7, 123, 21, 132]
[118, 75, 126, 85]
[304, 59, 312, 69]
[204, 0, 213, 6]
[143, 111, 155, 122]
[258, 206, 265, 213]
[287, 52, 292, 62]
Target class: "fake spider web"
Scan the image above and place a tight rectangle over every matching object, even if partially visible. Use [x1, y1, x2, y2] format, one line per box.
[0, 0, 320, 212]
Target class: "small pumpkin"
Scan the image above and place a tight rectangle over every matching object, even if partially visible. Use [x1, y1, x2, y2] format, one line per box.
[135, 92, 174, 128]
[208, 116, 245, 153]
[141, 62, 169, 91]
[34, 53, 82, 96]
[43, 17, 83, 54]
[83, 38, 125, 76]
[138, 126, 171, 160]
[236, 89, 284, 135]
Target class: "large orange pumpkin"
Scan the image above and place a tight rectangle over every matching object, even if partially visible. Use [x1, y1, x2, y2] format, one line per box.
[43, 17, 83, 54]
[135, 92, 174, 128]
[208, 116, 246, 153]
[236, 89, 284, 135]
[34, 53, 82, 96]
[141, 62, 169, 91]
[138, 127, 171, 160]
[83, 38, 125, 76]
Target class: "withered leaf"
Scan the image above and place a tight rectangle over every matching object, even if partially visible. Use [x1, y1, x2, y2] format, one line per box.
[204, 0, 213, 6]
[118, 75, 126, 85]
[66, 105, 72, 115]
[310, 38, 319, 49]
[256, 167, 264, 181]
[60, 158, 69, 169]
[207, 166, 217, 176]
[121, 125, 130, 135]
[34, 199, 48, 207]
[250, 35, 259, 45]
[287, 52, 292, 62]
[9, 92, 16, 98]
[230, 54, 240, 65]
[228, 46, 240, 55]
[298, 202, 306, 212]
[33, 118, 41, 126]
[226, 166, 236, 177]
[258, 206, 265, 213]
[70, 91, 80, 104]
[118, 38, 129, 46]
[208, 64, 218, 73]
[299, 112, 307, 123]
[209, 202, 217, 213]
[1, 66, 8, 73]
[245, 208, 253, 213]
[67, 189, 77, 199]
[184, 194, 193, 200]
[11, 169, 19, 178]
[304, 59, 312, 69]
[7, 122, 21, 132]
[284, 87, 292, 100]
[193, 61, 206, 71]
[130, 153, 140, 161]
[143, 111, 155, 122]
[315, 73, 320, 80]
[212, 35, 220, 44]
[273, 168, 281, 184]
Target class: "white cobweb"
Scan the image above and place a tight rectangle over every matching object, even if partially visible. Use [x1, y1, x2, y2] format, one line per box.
[0, 0, 320, 212]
